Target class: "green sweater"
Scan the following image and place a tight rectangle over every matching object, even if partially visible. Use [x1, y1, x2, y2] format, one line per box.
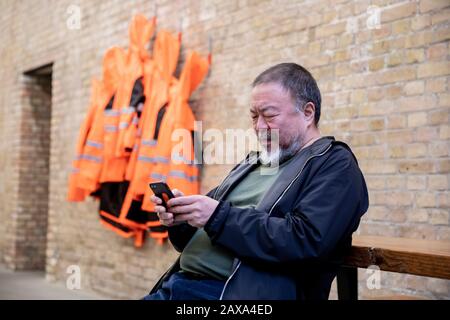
[179, 158, 293, 280]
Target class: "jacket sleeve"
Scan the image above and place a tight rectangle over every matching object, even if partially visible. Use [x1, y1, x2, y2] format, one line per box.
[168, 186, 218, 252]
[204, 148, 368, 263]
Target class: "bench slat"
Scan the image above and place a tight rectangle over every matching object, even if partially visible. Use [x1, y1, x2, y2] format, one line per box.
[344, 235, 450, 280]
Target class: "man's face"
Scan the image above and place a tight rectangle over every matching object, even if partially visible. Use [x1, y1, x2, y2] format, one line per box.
[250, 82, 307, 156]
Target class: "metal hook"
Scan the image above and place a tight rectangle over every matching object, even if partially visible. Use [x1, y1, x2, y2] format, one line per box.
[208, 34, 213, 65]
[208, 35, 212, 53]
[179, 16, 183, 33]
[153, 2, 158, 18]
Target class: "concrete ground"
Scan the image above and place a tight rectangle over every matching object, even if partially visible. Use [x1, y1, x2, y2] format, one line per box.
[0, 264, 105, 300]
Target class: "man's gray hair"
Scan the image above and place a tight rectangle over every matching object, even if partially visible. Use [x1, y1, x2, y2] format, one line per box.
[252, 63, 322, 126]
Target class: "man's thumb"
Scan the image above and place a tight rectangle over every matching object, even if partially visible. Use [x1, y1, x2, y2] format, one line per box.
[172, 189, 184, 197]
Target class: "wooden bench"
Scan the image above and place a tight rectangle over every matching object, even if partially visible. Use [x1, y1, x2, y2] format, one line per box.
[336, 235, 450, 300]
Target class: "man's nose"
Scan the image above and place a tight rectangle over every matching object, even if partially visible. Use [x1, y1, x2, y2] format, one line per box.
[255, 115, 269, 130]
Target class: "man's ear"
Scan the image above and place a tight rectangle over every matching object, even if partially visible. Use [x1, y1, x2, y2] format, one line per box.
[303, 102, 316, 125]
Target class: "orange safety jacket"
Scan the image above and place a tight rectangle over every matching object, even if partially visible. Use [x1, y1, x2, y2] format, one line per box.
[118, 30, 181, 244]
[67, 46, 125, 201]
[141, 51, 210, 213]
[97, 15, 156, 247]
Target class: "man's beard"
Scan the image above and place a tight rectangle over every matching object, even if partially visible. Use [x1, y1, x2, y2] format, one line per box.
[258, 130, 304, 167]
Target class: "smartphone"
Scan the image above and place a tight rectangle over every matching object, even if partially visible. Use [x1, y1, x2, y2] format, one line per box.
[149, 182, 175, 209]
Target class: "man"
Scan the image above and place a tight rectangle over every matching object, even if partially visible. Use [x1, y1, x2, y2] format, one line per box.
[143, 63, 369, 300]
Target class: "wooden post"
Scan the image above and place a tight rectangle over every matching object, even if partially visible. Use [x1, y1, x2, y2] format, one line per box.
[337, 266, 358, 300]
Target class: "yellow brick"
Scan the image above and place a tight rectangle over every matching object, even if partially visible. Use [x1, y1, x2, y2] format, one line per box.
[387, 51, 403, 67]
[392, 19, 410, 34]
[405, 49, 425, 64]
[369, 57, 385, 71]
[411, 14, 431, 30]
[385, 191, 412, 206]
[368, 145, 385, 159]
[368, 206, 387, 220]
[429, 109, 449, 125]
[349, 132, 376, 146]
[361, 160, 398, 174]
[335, 63, 352, 76]
[368, 88, 383, 101]
[308, 41, 321, 54]
[386, 85, 402, 99]
[431, 8, 450, 25]
[351, 90, 366, 104]
[425, 78, 446, 92]
[372, 24, 391, 39]
[375, 66, 416, 85]
[388, 145, 406, 158]
[336, 120, 350, 131]
[438, 159, 450, 173]
[386, 130, 414, 144]
[429, 141, 450, 157]
[439, 93, 450, 107]
[369, 118, 385, 131]
[367, 177, 386, 190]
[407, 112, 428, 127]
[428, 175, 448, 190]
[404, 31, 430, 48]
[429, 209, 448, 225]
[416, 193, 436, 207]
[398, 96, 437, 113]
[387, 115, 407, 129]
[427, 43, 448, 61]
[430, 28, 450, 43]
[404, 80, 425, 95]
[418, 61, 450, 78]
[315, 21, 346, 39]
[408, 209, 429, 222]
[415, 126, 440, 142]
[437, 193, 450, 207]
[406, 143, 428, 158]
[386, 176, 406, 190]
[407, 176, 427, 190]
[329, 106, 357, 119]
[420, 0, 450, 13]
[371, 40, 390, 54]
[382, 2, 417, 22]
[398, 160, 435, 173]
[337, 33, 354, 48]
[350, 118, 369, 131]
[440, 125, 450, 139]
[360, 101, 393, 116]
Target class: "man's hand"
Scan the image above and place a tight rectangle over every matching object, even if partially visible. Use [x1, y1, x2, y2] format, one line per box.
[150, 189, 184, 227]
[150, 190, 219, 228]
[167, 195, 220, 228]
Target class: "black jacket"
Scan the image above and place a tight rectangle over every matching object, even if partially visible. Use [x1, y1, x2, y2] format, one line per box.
[150, 136, 369, 300]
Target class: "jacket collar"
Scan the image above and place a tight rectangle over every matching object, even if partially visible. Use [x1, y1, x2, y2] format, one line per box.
[215, 136, 336, 204]
[256, 136, 335, 212]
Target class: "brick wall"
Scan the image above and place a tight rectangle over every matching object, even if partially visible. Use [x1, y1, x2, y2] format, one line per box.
[0, 0, 448, 299]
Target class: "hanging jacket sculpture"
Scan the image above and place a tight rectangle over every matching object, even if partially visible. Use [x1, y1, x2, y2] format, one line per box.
[67, 14, 210, 248]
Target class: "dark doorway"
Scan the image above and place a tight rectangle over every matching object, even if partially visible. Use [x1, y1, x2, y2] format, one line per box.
[16, 64, 52, 270]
